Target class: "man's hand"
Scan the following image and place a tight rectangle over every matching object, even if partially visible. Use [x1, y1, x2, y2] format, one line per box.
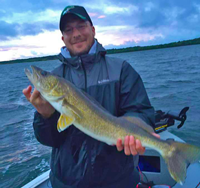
[116, 133, 160, 156]
[23, 85, 55, 118]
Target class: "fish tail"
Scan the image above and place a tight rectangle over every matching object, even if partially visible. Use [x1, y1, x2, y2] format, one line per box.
[163, 141, 200, 184]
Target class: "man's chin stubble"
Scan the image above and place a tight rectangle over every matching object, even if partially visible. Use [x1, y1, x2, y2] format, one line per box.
[70, 49, 90, 57]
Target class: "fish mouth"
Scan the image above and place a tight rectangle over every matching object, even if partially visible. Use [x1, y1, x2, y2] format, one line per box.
[24, 65, 41, 85]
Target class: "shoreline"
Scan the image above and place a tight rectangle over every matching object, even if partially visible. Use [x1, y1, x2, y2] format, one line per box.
[1, 37, 200, 64]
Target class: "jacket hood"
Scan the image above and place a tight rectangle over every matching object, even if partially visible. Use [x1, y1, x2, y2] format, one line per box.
[57, 39, 106, 69]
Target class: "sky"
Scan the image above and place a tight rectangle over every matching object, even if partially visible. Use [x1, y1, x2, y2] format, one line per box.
[1, 0, 200, 61]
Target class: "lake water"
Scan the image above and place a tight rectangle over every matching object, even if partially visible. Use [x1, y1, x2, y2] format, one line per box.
[0, 44, 200, 187]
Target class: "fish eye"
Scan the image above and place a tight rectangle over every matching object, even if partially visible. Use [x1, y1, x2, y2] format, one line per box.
[41, 70, 47, 76]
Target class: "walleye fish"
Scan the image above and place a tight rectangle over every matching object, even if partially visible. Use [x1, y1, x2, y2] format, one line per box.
[25, 65, 200, 184]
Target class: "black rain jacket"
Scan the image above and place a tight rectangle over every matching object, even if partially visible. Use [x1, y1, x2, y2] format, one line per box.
[33, 40, 155, 188]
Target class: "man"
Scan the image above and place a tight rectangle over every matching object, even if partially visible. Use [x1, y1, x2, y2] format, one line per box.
[23, 5, 158, 188]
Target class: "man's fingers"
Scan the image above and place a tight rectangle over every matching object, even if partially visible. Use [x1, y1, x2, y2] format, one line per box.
[135, 139, 145, 155]
[124, 136, 131, 155]
[22, 86, 32, 101]
[152, 133, 160, 139]
[117, 135, 147, 156]
[23, 87, 42, 104]
[30, 88, 40, 102]
[116, 139, 123, 151]
[129, 136, 137, 155]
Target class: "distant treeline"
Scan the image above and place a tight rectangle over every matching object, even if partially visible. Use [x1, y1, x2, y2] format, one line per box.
[106, 37, 200, 54]
[1, 37, 200, 64]
[0, 55, 58, 65]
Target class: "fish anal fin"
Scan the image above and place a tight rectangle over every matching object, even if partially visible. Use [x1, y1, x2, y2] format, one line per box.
[57, 114, 74, 132]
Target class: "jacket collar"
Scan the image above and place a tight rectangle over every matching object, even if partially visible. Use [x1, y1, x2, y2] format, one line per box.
[57, 39, 106, 69]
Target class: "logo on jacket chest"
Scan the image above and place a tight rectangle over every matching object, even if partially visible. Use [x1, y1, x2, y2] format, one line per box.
[98, 79, 110, 84]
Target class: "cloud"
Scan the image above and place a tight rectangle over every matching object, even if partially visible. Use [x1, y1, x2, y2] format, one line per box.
[1, 0, 199, 38]
[0, 20, 58, 41]
[0, 30, 63, 61]
[1, 0, 200, 61]
[19, 22, 58, 35]
[0, 0, 62, 13]
[0, 21, 19, 40]
[103, 4, 138, 15]
[96, 24, 164, 47]
[0, 10, 7, 17]
[0, 3, 62, 41]
[2, 9, 60, 24]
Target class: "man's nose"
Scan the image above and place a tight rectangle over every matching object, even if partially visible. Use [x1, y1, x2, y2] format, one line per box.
[72, 27, 81, 37]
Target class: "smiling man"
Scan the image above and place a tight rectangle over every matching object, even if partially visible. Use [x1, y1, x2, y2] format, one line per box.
[60, 10, 95, 56]
[23, 5, 156, 188]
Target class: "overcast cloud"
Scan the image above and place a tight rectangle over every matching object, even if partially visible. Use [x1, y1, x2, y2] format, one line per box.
[0, 0, 200, 61]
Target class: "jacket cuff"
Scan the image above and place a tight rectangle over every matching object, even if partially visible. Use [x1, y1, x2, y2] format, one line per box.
[33, 110, 60, 128]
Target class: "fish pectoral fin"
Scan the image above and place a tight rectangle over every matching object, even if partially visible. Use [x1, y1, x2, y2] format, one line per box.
[62, 99, 82, 119]
[57, 114, 75, 132]
[122, 116, 154, 133]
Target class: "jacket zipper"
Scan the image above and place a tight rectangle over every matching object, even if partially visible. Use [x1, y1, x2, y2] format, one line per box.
[79, 57, 93, 183]
[80, 57, 87, 92]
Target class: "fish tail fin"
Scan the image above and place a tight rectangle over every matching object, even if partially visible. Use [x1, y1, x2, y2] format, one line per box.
[163, 141, 200, 184]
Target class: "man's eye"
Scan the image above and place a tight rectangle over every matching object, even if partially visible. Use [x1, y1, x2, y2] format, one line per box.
[77, 25, 85, 29]
[65, 28, 72, 33]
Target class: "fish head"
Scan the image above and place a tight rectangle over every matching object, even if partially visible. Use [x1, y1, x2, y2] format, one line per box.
[25, 65, 59, 95]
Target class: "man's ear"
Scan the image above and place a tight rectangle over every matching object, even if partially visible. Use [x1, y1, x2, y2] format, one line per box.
[62, 35, 64, 42]
[92, 26, 96, 37]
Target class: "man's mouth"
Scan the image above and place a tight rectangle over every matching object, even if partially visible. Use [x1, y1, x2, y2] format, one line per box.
[73, 40, 86, 45]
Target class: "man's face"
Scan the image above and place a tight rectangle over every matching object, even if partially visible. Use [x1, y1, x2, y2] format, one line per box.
[62, 16, 95, 56]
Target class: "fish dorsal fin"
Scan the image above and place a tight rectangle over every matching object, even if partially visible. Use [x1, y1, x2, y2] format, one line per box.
[81, 90, 109, 113]
[122, 116, 154, 133]
[57, 114, 75, 132]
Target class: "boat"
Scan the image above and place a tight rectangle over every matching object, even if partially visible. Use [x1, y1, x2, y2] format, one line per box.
[22, 107, 200, 188]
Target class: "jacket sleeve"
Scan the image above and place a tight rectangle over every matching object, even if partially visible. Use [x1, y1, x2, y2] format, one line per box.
[33, 110, 67, 148]
[119, 61, 155, 128]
